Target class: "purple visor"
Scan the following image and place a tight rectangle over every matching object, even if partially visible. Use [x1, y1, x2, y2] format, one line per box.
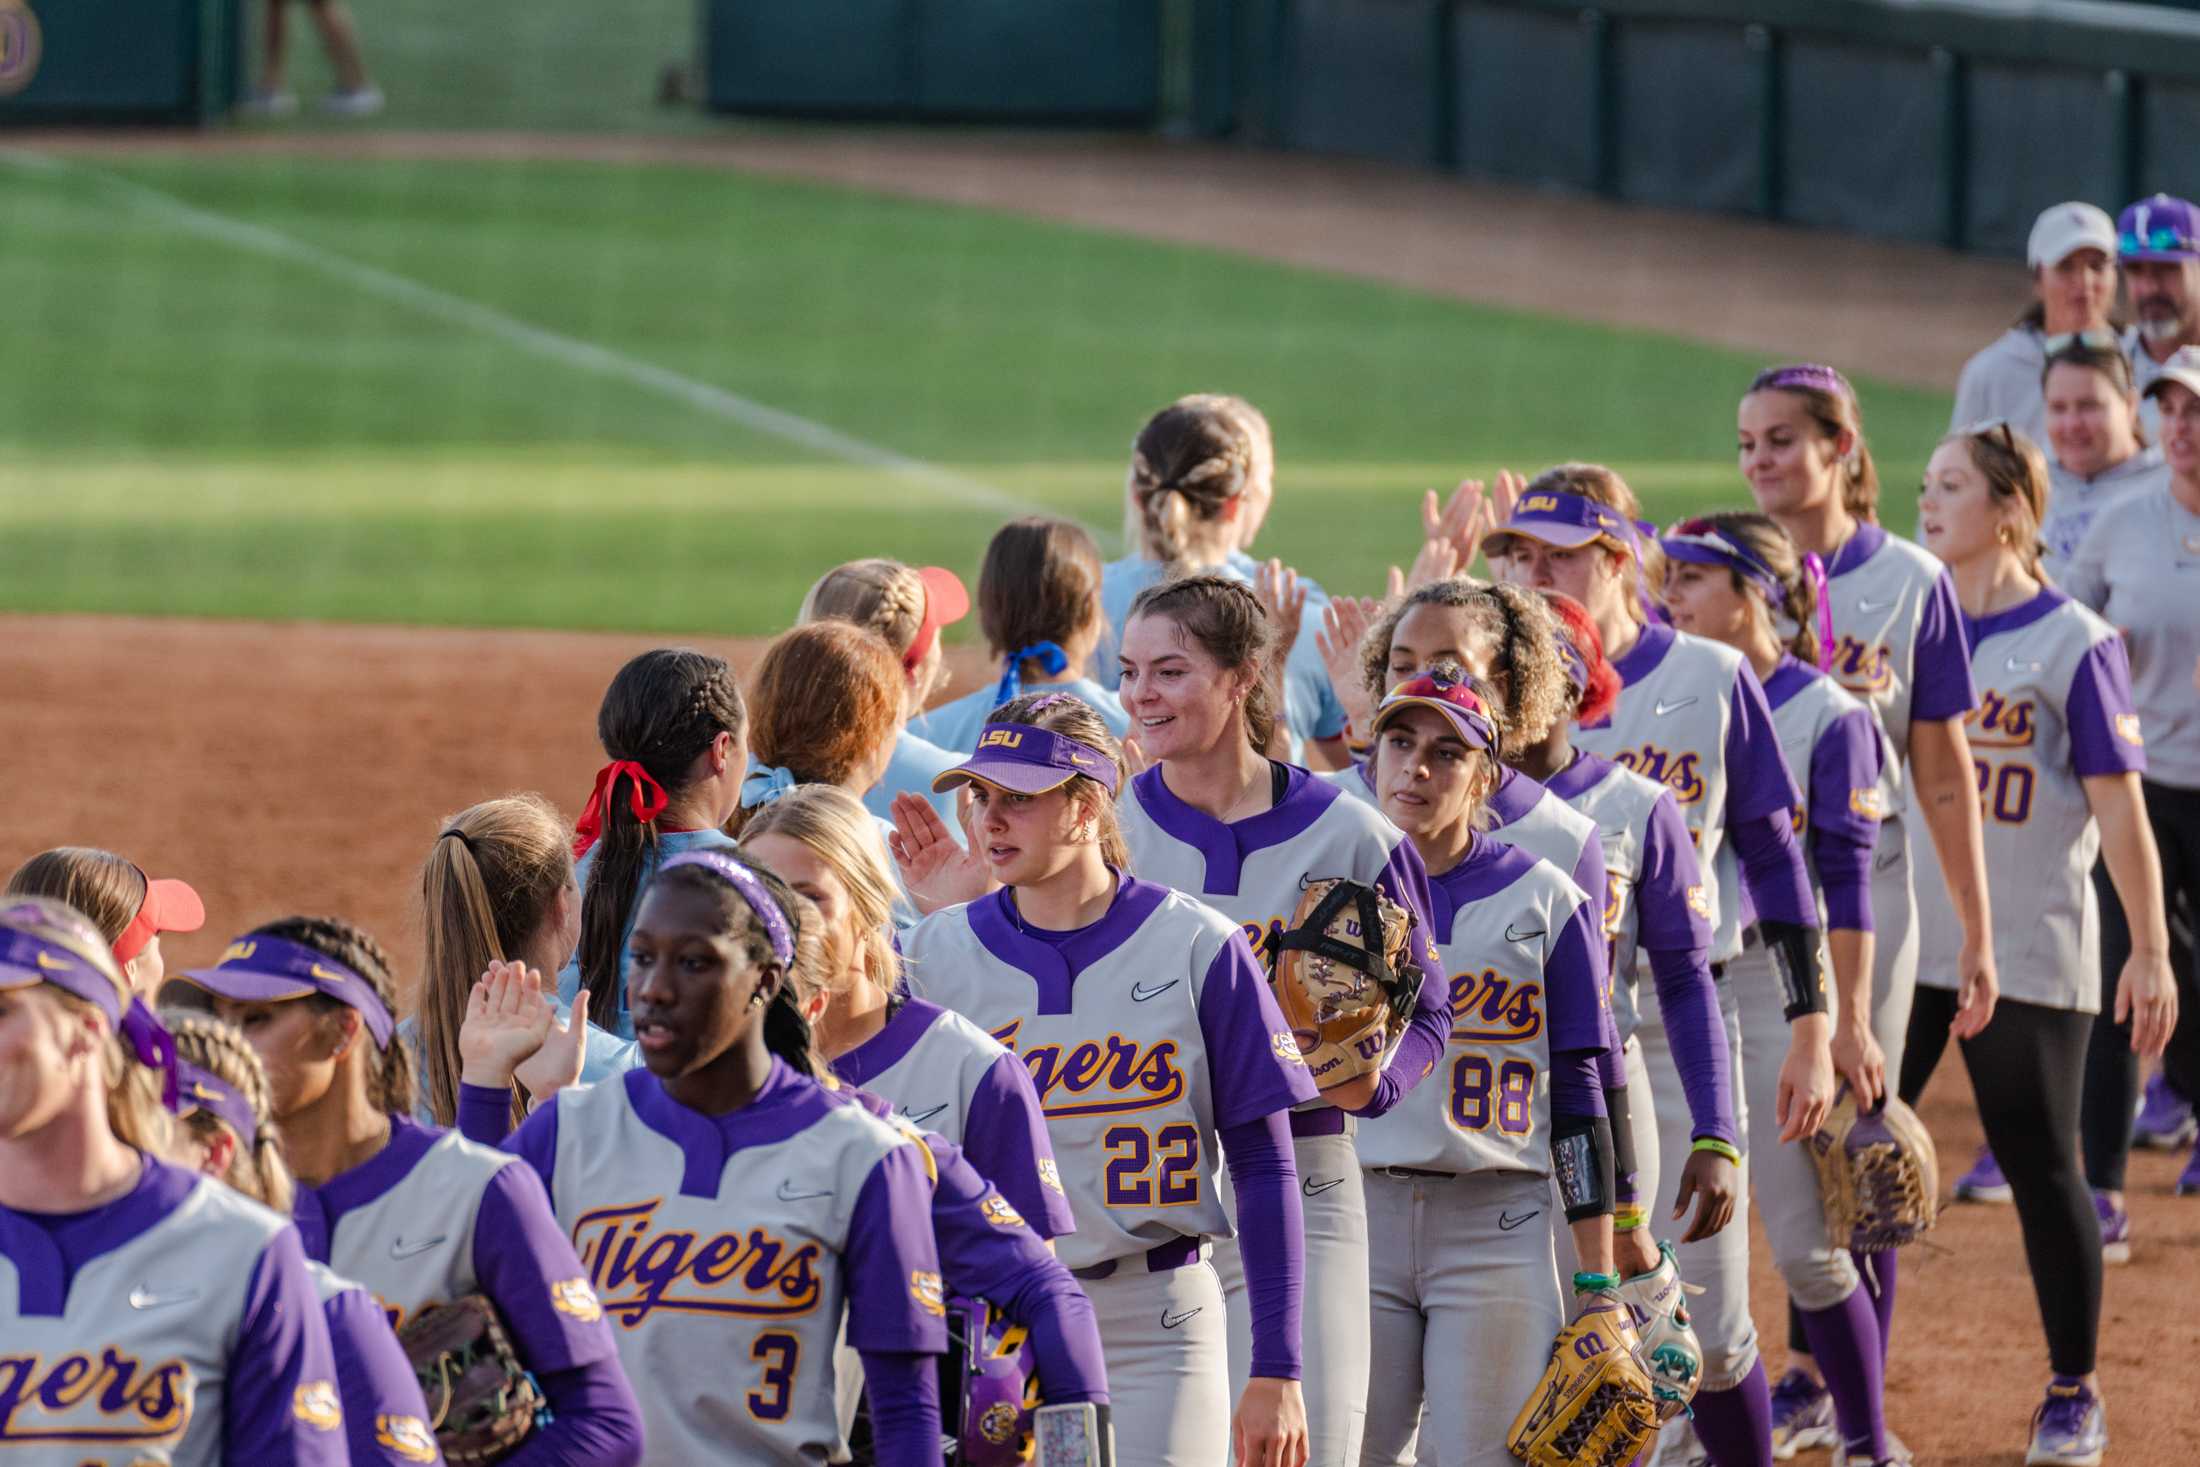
[1660, 522, 1787, 606]
[934, 722, 1120, 798]
[658, 851, 795, 965]
[0, 905, 180, 1105]
[1481, 488, 1638, 556]
[174, 1060, 261, 1147]
[176, 935, 394, 1049]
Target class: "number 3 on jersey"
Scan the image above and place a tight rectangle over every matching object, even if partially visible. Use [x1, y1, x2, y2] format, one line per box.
[1103, 1123, 1200, 1206]
[747, 1333, 800, 1420]
[1451, 1055, 1534, 1135]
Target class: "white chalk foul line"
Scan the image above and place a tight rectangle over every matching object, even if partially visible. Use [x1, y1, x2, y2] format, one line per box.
[5, 150, 1037, 517]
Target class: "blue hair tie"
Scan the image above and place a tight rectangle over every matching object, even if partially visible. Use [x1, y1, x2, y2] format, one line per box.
[994, 641, 1069, 706]
[740, 763, 799, 810]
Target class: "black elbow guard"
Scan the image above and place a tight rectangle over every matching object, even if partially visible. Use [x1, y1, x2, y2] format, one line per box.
[1551, 1113, 1616, 1222]
[1759, 918, 1829, 1021]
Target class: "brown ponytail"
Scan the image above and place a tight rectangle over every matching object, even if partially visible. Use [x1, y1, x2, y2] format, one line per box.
[1747, 366, 1882, 523]
[1128, 402, 1253, 571]
[1948, 423, 2052, 580]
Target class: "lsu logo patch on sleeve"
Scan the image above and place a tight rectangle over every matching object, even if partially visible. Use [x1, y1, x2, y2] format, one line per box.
[980, 1193, 1026, 1228]
[2115, 713, 2145, 747]
[1849, 787, 1886, 821]
[1037, 1158, 1065, 1195]
[550, 1277, 605, 1322]
[293, 1380, 343, 1431]
[1272, 1030, 1309, 1065]
[376, 1413, 440, 1463]
[911, 1270, 946, 1317]
[1686, 886, 1711, 919]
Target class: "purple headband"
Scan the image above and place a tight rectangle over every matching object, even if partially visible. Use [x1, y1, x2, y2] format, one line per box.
[658, 852, 796, 965]
[1753, 363, 1856, 403]
[1662, 522, 1836, 670]
[174, 1059, 261, 1147]
[0, 918, 179, 1106]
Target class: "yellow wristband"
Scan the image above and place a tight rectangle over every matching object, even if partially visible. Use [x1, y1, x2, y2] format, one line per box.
[1691, 1137, 1741, 1164]
[1613, 1203, 1649, 1232]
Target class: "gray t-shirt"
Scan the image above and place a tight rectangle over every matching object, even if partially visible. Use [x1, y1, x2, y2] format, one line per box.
[2043, 445, 2168, 581]
[1952, 326, 2051, 448]
[2063, 483, 2200, 789]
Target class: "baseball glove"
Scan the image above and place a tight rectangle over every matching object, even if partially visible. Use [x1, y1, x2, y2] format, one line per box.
[1613, 1241, 1703, 1423]
[397, 1293, 545, 1464]
[1263, 877, 1421, 1093]
[1507, 1290, 1661, 1467]
[1807, 1092, 1939, 1253]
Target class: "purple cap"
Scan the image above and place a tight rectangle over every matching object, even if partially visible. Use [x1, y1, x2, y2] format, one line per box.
[175, 935, 394, 1049]
[1370, 671, 1498, 751]
[657, 851, 794, 965]
[174, 1060, 262, 1147]
[1480, 488, 1637, 557]
[2118, 194, 2200, 263]
[933, 723, 1120, 798]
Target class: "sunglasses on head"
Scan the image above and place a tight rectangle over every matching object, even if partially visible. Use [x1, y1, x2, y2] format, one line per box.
[2120, 227, 2195, 256]
[2042, 329, 2122, 356]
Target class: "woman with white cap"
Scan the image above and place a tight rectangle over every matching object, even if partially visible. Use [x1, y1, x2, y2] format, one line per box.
[1952, 202, 2121, 449]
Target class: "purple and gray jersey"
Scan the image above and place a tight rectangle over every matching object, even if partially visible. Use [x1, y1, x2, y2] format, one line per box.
[1913, 588, 2147, 1013]
[0, 1161, 345, 1466]
[308, 1263, 441, 1466]
[1761, 656, 1890, 935]
[1819, 524, 1979, 791]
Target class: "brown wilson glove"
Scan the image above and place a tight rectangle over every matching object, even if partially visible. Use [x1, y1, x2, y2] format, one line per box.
[1263, 877, 1420, 1092]
[397, 1292, 548, 1464]
[1807, 1091, 1939, 1252]
[1507, 1290, 1660, 1467]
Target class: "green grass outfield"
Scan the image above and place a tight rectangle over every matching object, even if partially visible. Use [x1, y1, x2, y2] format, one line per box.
[0, 150, 1955, 635]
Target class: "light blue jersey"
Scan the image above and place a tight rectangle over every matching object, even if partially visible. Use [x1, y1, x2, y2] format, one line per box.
[912, 674, 1131, 752]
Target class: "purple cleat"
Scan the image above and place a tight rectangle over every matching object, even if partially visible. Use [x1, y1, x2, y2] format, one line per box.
[1954, 1144, 2013, 1203]
[2133, 1071, 2196, 1150]
[2092, 1191, 2131, 1264]
[2025, 1377, 2107, 1466]
[1769, 1369, 1836, 1458]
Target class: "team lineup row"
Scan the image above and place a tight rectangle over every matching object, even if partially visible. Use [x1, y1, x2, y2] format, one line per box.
[4, 338, 2197, 1467]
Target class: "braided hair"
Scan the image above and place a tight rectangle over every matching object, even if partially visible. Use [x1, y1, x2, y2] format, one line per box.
[648, 859, 822, 1079]
[251, 915, 415, 1118]
[160, 1008, 295, 1213]
[1128, 401, 1254, 572]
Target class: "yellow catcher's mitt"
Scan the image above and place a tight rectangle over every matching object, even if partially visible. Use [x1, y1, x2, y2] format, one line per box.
[1508, 1291, 1661, 1467]
[1807, 1092, 1939, 1253]
[1263, 877, 1420, 1093]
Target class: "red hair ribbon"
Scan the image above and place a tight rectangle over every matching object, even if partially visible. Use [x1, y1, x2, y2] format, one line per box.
[572, 760, 671, 858]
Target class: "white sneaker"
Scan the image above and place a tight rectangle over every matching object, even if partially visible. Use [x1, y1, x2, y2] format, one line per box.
[239, 91, 299, 117]
[320, 86, 384, 117]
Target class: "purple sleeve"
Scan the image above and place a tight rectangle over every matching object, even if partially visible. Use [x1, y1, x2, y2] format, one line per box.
[1550, 1050, 1605, 1129]
[1647, 946, 1736, 1146]
[1195, 933, 1321, 1129]
[859, 1351, 943, 1467]
[1728, 809, 1818, 931]
[460, 1080, 518, 1146]
[472, 1162, 618, 1374]
[496, 1364, 645, 1467]
[1545, 897, 1612, 1056]
[223, 1228, 347, 1467]
[1808, 709, 1884, 933]
[1219, 1111, 1304, 1382]
[1358, 837, 1451, 1117]
[502, 1091, 561, 1192]
[1910, 572, 1981, 723]
[1569, 837, 1607, 937]
[2066, 637, 2149, 777]
[1636, 792, 1714, 956]
[325, 1286, 440, 1467]
[843, 1145, 953, 1355]
[1723, 664, 1805, 826]
[961, 1053, 1077, 1239]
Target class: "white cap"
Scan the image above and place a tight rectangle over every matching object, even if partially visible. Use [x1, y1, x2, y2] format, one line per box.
[2142, 345, 2200, 401]
[2027, 202, 2116, 269]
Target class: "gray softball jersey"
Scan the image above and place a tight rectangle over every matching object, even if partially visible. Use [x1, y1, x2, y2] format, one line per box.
[1818, 524, 1979, 796]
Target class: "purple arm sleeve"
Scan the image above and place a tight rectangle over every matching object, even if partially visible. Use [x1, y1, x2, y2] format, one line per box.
[472, 1163, 619, 1374]
[1545, 898, 1613, 1055]
[1635, 792, 1714, 955]
[1549, 1049, 1606, 1123]
[224, 1228, 347, 1467]
[1808, 709, 1884, 933]
[1910, 573, 1982, 723]
[859, 1351, 944, 1467]
[1648, 946, 1736, 1146]
[1195, 935, 1321, 1129]
[1219, 1111, 1304, 1382]
[843, 1146, 953, 1356]
[502, 1093, 561, 1192]
[961, 1053, 1077, 1239]
[325, 1286, 440, 1467]
[460, 1081, 518, 1147]
[1723, 664, 1806, 826]
[1728, 809, 1819, 931]
[496, 1364, 645, 1467]
[1359, 838, 1451, 1116]
[2067, 638, 2149, 777]
[1570, 838, 1608, 937]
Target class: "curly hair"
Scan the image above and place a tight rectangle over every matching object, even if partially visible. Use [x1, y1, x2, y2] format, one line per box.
[1361, 578, 1567, 747]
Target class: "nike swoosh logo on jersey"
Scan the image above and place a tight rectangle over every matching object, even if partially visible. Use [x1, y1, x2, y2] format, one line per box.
[776, 1180, 833, 1203]
[1302, 1175, 1345, 1197]
[1130, 979, 1180, 1002]
[1497, 1210, 1540, 1231]
[1874, 849, 1902, 873]
[129, 1286, 201, 1310]
[1856, 597, 1897, 613]
[902, 1103, 950, 1127]
[389, 1234, 448, 1259]
[34, 951, 68, 971]
[1161, 1307, 1203, 1330]
[1503, 924, 1546, 943]
[1653, 697, 1698, 717]
[2004, 656, 2044, 673]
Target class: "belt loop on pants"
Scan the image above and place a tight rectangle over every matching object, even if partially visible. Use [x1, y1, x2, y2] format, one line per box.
[1289, 1108, 1355, 1139]
[1369, 1166, 1454, 1182]
[1070, 1234, 1206, 1282]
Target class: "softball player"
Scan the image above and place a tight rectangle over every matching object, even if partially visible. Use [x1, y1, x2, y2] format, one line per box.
[171, 915, 645, 1466]
[1661, 513, 1905, 1467]
[504, 853, 952, 1466]
[912, 516, 1131, 752]
[6, 844, 205, 999]
[0, 895, 345, 1467]
[1738, 365, 1994, 1432]
[162, 1008, 443, 1467]
[1352, 669, 1620, 1467]
[1484, 465, 1833, 1467]
[893, 691, 1320, 1467]
[1905, 424, 2174, 1467]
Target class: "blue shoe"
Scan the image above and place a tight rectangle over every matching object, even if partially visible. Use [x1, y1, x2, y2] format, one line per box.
[1769, 1369, 1837, 1459]
[2093, 1191, 2131, 1265]
[1954, 1144, 2013, 1203]
[2133, 1072, 2196, 1149]
[2025, 1377, 2106, 1466]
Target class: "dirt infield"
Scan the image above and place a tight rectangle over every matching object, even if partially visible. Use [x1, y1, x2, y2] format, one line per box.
[10, 611, 2197, 1458]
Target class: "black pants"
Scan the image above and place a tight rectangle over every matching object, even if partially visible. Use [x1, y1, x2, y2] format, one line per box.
[1902, 988, 2099, 1377]
[2078, 778, 2200, 1191]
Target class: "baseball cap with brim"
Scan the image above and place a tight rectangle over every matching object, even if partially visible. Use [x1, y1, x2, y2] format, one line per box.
[933, 723, 1120, 798]
[903, 566, 972, 672]
[2118, 193, 2200, 263]
[2142, 346, 2200, 402]
[174, 934, 395, 1048]
[2028, 202, 2116, 269]
[1479, 489, 1637, 559]
[113, 874, 205, 965]
[1371, 674, 1498, 751]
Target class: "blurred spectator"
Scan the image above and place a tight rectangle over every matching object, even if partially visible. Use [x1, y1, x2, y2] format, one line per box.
[244, 0, 382, 117]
